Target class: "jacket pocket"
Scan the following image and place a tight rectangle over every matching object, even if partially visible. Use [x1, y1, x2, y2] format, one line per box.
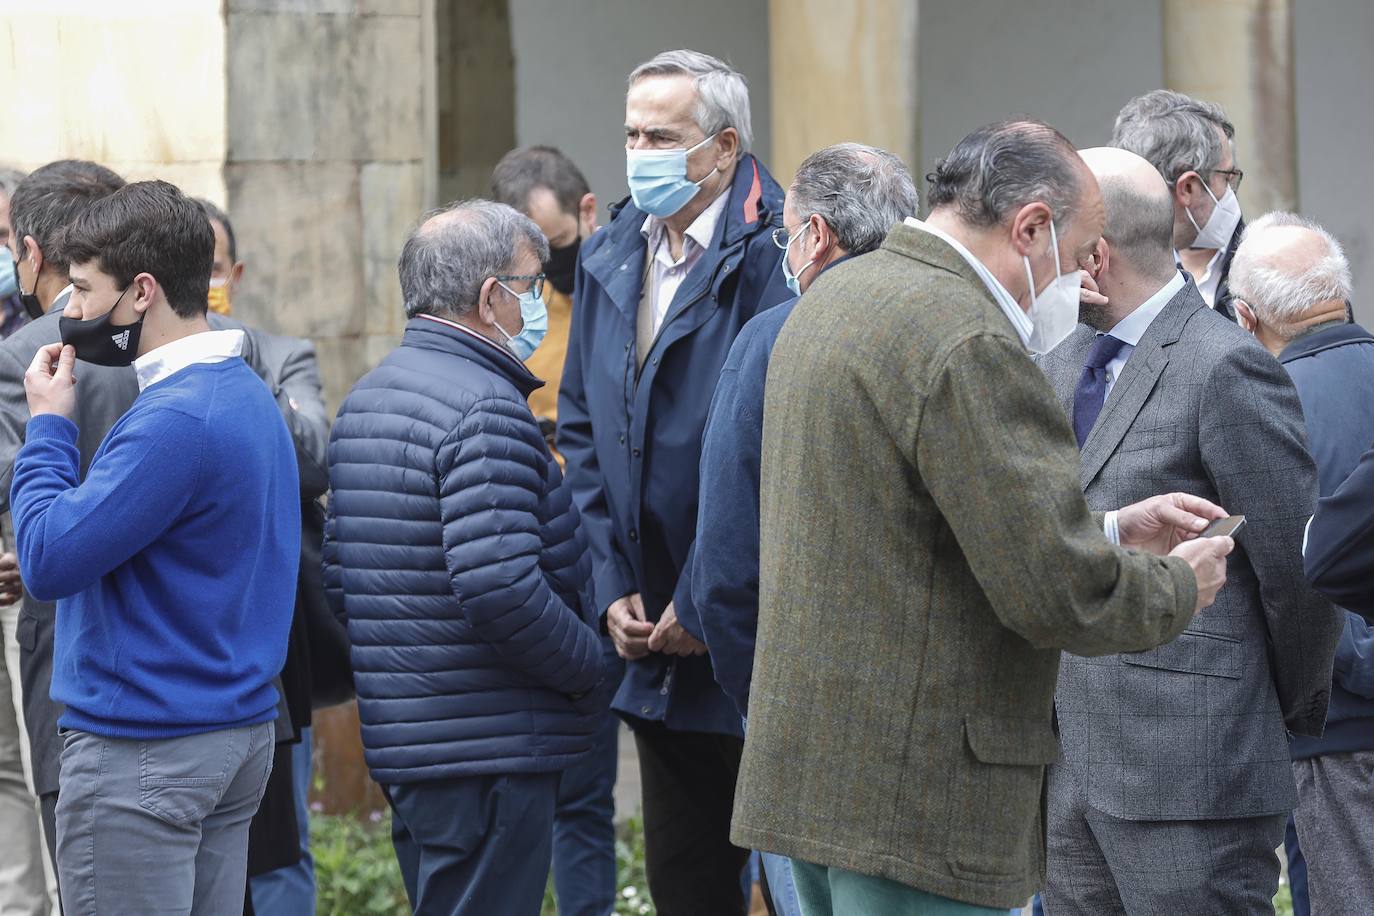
[1117, 425, 1177, 454]
[948, 715, 1060, 883]
[1120, 629, 1241, 679]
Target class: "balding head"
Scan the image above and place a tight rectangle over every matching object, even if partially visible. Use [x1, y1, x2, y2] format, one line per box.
[1230, 212, 1352, 346]
[1080, 146, 1176, 280]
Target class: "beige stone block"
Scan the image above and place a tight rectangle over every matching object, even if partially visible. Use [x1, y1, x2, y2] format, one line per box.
[355, 0, 421, 15]
[363, 332, 403, 370]
[339, 16, 426, 161]
[226, 12, 320, 161]
[112, 163, 227, 203]
[227, 0, 353, 12]
[224, 161, 364, 340]
[311, 334, 368, 417]
[359, 162, 424, 336]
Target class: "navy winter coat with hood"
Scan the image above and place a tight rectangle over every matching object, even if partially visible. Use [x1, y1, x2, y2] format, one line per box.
[324, 315, 607, 784]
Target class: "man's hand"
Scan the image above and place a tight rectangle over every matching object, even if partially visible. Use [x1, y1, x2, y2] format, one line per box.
[1116, 493, 1227, 555]
[608, 593, 654, 660]
[1079, 269, 1109, 308]
[0, 553, 22, 605]
[646, 601, 708, 657]
[24, 343, 77, 419]
[1170, 536, 1235, 613]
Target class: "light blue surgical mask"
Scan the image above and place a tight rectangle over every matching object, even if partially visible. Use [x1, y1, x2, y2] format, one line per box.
[494, 281, 548, 362]
[779, 224, 817, 297]
[0, 247, 16, 300]
[626, 133, 718, 218]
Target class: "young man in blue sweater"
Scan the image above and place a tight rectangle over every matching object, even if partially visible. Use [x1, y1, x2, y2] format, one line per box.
[9, 180, 300, 916]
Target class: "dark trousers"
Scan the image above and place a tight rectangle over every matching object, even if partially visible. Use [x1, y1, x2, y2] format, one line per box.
[385, 771, 559, 916]
[632, 721, 749, 916]
[552, 711, 620, 916]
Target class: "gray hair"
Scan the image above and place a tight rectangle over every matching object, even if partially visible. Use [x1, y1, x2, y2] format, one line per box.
[1229, 211, 1352, 338]
[790, 143, 918, 255]
[629, 49, 752, 157]
[0, 166, 25, 200]
[1111, 90, 1235, 185]
[926, 119, 1082, 228]
[398, 199, 549, 320]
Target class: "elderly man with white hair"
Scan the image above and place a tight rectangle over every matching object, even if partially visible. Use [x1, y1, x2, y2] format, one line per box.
[1231, 212, 1374, 916]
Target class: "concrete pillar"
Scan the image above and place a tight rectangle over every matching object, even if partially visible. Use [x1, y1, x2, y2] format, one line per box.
[1163, 0, 1297, 215]
[768, 0, 920, 188]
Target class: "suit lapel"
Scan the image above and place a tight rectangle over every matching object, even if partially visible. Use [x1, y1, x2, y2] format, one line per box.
[1044, 325, 1097, 419]
[1078, 284, 1206, 488]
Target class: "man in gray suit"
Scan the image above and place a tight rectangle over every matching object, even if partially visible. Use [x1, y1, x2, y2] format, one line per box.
[1037, 147, 1342, 914]
[0, 161, 131, 886]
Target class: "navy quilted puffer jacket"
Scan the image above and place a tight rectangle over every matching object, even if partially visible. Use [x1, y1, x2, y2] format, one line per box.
[323, 315, 607, 784]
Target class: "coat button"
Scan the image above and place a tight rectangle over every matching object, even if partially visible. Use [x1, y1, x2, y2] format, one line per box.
[640, 705, 652, 715]
[651, 357, 659, 366]
[629, 529, 638, 542]
[619, 434, 625, 444]
[624, 342, 630, 351]
[632, 447, 641, 457]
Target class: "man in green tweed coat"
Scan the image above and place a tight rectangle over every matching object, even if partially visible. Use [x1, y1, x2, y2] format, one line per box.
[730, 120, 1237, 913]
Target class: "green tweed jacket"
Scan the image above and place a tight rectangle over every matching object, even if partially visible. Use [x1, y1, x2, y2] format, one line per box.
[730, 223, 1200, 909]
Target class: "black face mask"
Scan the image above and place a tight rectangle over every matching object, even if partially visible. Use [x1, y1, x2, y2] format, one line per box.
[544, 236, 581, 296]
[15, 258, 44, 320]
[58, 287, 144, 367]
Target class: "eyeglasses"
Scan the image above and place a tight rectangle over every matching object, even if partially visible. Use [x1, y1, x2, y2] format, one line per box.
[1207, 167, 1244, 190]
[494, 273, 545, 298]
[771, 222, 811, 250]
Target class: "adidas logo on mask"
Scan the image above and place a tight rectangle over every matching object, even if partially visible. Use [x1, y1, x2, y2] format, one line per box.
[111, 330, 130, 350]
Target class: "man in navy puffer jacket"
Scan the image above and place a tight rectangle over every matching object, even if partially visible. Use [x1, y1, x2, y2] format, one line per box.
[323, 199, 608, 916]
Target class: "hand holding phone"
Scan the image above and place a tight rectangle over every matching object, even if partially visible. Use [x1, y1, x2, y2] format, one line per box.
[1200, 515, 1246, 539]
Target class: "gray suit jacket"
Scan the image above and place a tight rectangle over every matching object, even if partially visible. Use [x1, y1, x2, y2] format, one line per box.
[1039, 280, 1342, 821]
[0, 306, 326, 793]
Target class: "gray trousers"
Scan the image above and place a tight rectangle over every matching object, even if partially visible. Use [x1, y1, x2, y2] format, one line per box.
[1043, 763, 1285, 916]
[56, 721, 274, 916]
[0, 599, 51, 915]
[1292, 750, 1374, 916]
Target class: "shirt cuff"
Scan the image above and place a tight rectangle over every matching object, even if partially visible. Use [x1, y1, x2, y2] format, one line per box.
[1302, 516, 1311, 557]
[1103, 510, 1121, 546]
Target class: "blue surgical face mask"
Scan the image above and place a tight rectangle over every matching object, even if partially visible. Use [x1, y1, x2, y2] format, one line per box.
[0, 247, 15, 299]
[626, 133, 718, 218]
[494, 281, 548, 362]
[780, 224, 817, 297]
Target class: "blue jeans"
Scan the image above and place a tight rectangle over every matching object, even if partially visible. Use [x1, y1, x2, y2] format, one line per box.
[387, 771, 559, 916]
[250, 728, 315, 915]
[761, 851, 804, 916]
[551, 711, 620, 916]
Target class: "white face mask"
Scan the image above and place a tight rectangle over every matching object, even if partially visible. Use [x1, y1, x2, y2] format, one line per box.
[1186, 181, 1242, 250]
[1023, 220, 1081, 355]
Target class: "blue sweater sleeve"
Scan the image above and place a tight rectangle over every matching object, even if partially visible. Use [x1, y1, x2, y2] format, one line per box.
[12, 410, 200, 602]
[439, 399, 603, 696]
[1334, 611, 1374, 699]
[690, 324, 770, 716]
[1306, 438, 1374, 617]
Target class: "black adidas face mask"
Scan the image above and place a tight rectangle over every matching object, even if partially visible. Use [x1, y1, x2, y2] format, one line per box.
[58, 286, 144, 367]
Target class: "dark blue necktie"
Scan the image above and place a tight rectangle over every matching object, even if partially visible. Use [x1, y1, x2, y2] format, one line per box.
[1072, 334, 1126, 447]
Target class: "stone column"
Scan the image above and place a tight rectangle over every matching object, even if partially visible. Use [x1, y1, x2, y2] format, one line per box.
[1163, 0, 1297, 214]
[768, 0, 920, 188]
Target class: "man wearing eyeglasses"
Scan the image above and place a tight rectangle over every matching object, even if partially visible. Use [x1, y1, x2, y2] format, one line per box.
[324, 200, 609, 915]
[1111, 89, 1245, 320]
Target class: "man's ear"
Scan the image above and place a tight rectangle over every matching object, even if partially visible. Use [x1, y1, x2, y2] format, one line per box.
[131, 273, 158, 314]
[476, 276, 501, 324]
[1233, 299, 1257, 334]
[713, 127, 740, 169]
[1173, 170, 1204, 207]
[1009, 201, 1053, 258]
[1088, 236, 1110, 281]
[578, 193, 598, 236]
[228, 262, 245, 295]
[20, 236, 41, 273]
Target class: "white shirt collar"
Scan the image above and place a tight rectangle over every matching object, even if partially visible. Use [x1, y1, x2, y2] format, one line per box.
[1106, 270, 1186, 346]
[640, 189, 730, 264]
[905, 218, 1032, 346]
[134, 329, 245, 392]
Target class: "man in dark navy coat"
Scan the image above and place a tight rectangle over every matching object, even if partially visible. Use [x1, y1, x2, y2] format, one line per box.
[325, 200, 607, 916]
[557, 49, 792, 915]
